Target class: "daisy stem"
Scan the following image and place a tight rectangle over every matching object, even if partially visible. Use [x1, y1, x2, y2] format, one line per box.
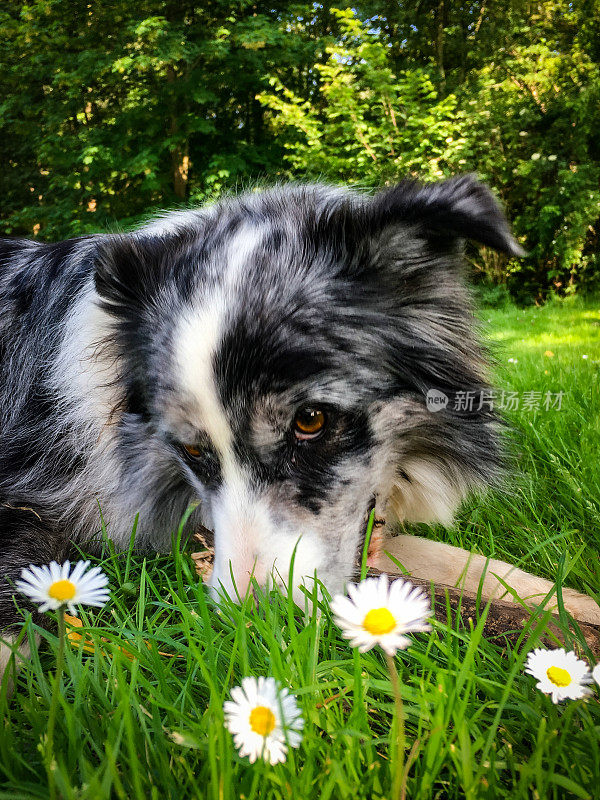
[45, 611, 66, 800]
[385, 652, 406, 800]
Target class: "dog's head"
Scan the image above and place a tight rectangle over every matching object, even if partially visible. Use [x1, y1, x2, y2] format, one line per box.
[95, 176, 522, 600]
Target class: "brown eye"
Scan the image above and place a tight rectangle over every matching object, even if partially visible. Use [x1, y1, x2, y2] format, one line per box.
[294, 407, 326, 440]
[182, 443, 202, 458]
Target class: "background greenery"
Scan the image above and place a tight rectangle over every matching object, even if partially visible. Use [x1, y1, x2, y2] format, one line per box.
[2, 298, 599, 800]
[2, 1, 600, 301]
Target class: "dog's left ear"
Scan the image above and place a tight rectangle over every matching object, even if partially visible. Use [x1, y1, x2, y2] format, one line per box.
[369, 174, 524, 256]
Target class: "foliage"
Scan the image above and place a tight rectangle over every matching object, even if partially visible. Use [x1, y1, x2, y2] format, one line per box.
[1, 2, 600, 298]
[257, 5, 600, 300]
[0, 1, 320, 237]
[258, 9, 467, 185]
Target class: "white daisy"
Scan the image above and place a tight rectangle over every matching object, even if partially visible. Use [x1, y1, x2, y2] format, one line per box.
[524, 647, 593, 704]
[15, 560, 110, 615]
[330, 575, 431, 656]
[223, 676, 303, 765]
[592, 663, 600, 689]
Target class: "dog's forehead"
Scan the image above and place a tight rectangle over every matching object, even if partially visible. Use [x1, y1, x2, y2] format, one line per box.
[171, 222, 310, 432]
[167, 211, 378, 454]
[142, 182, 351, 263]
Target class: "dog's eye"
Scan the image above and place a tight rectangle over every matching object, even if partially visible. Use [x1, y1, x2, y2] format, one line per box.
[293, 407, 326, 440]
[178, 440, 221, 487]
[182, 443, 202, 458]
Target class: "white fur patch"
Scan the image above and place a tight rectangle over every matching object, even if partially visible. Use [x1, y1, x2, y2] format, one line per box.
[208, 465, 267, 596]
[175, 299, 233, 459]
[173, 224, 264, 462]
[51, 279, 121, 432]
[389, 459, 466, 525]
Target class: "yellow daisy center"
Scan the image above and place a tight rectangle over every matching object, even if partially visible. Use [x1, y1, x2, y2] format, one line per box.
[48, 579, 77, 602]
[363, 607, 396, 635]
[249, 705, 276, 736]
[546, 666, 571, 687]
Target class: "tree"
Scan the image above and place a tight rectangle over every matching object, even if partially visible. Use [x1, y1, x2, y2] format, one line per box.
[1, 0, 599, 299]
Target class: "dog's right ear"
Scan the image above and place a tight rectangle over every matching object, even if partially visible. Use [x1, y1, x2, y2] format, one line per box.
[368, 174, 524, 257]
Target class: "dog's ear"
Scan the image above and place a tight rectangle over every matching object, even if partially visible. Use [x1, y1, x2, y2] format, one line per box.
[369, 174, 524, 256]
[94, 234, 174, 318]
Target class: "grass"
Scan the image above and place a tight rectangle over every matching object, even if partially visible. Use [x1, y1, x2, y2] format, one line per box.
[1, 295, 600, 800]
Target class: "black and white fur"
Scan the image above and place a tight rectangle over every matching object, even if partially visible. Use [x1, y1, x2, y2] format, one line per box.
[1, 176, 598, 673]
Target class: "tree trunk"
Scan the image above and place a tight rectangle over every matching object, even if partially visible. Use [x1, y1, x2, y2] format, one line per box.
[436, 0, 446, 96]
[167, 64, 189, 200]
[172, 142, 189, 201]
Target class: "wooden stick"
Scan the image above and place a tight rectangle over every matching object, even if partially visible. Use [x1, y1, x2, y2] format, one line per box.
[367, 567, 600, 658]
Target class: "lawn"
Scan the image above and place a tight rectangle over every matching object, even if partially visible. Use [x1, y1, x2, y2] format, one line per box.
[1, 296, 599, 800]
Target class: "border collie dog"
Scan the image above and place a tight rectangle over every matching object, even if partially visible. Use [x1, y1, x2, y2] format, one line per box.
[1, 175, 598, 667]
